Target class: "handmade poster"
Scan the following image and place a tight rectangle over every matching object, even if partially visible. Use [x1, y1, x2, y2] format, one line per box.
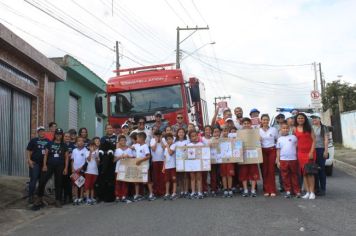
[236, 129, 263, 164]
[70, 173, 85, 188]
[116, 158, 149, 183]
[210, 139, 244, 164]
[175, 146, 211, 172]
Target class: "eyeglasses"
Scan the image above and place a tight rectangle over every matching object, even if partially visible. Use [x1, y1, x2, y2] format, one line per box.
[177, 117, 183, 119]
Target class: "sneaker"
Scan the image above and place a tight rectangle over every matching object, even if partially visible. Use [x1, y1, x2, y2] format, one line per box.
[163, 194, 170, 201]
[73, 198, 78, 206]
[223, 190, 229, 198]
[148, 194, 156, 201]
[309, 192, 316, 200]
[86, 198, 92, 205]
[92, 198, 97, 204]
[115, 197, 121, 203]
[210, 191, 216, 197]
[78, 198, 83, 204]
[251, 191, 257, 197]
[189, 192, 196, 199]
[203, 191, 209, 197]
[284, 192, 292, 199]
[121, 197, 132, 203]
[232, 187, 237, 194]
[242, 191, 249, 198]
[133, 195, 142, 202]
[228, 191, 233, 198]
[302, 192, 310, 199]
[197, 192, 204, 199]
[28, 196, 34, 204]
[170, 193, 178, 200]
[295, 193, 301, 198]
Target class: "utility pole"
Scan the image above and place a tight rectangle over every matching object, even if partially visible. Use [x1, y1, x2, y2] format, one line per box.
[313, 62, 319, 91]
[115, 41, 120, 76]
[176, 26, 209, 69]
[214, 96, 231, 107]
[319, 63, 324, 95]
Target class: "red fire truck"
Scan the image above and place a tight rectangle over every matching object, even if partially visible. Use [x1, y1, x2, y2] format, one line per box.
[97, 63, 209, 130]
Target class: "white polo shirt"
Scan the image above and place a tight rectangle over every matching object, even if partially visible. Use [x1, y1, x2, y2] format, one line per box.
[174, 140, 189, 147]
[202, 137, 212, 146]
[114, 148, 134, 173]
[259, 127, 279, 148]
[71, 147, 88, 171]
[150, 138, 164, 162]
[85, 149, 99, 175]
[164, 144, 176, 169]
[133, 143, 150, 159]
[187, 141, 204, 147]
[276, 135, 297, 161]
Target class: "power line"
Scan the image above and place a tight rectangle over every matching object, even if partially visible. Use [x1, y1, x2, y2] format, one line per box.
[24, 0, 114, 52]
[164, 0, 188, 25]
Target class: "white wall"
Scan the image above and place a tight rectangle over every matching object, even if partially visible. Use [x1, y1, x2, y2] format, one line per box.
[341, 110, 356, 149]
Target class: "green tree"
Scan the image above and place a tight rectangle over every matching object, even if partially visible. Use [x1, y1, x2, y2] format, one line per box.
[323, 80, 356, 113]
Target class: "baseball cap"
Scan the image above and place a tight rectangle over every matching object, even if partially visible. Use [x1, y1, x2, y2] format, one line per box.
[37, 126, 45, 132]
[249, 108, 260, 115]
[121, 123, 129, 129]
[276, 113, 285, 119]
[225, 118, 234, 122]
[154, 111, 162, 117]
[54, 128, 64, 135]
[310, 113, 321, 119]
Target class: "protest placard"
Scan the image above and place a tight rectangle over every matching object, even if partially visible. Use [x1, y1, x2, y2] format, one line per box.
[70, 173, 85, 188]
[176, 146, 211, 172]
[210, 138, 244, 164]
[116, 158, 149, 183]
[236, 129, 263, 164]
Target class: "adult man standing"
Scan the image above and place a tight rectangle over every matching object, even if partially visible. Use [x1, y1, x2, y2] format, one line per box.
[234, 107, 243, 130]
[26, 126, 50, 203]
[44, 122, 57, 141]
[152, 111, 168, 133]
[172, 113, 188, 133]
[131, 117, 152, 145]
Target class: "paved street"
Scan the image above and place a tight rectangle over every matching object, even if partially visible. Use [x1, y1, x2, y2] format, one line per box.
[4, 169, 356, 236]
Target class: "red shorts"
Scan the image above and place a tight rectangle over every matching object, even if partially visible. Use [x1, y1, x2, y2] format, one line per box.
[220, 163, 235, 177]
[239, 164, 260, 181]
[164, 168, 177, 183]
[84, 173, 97, 190]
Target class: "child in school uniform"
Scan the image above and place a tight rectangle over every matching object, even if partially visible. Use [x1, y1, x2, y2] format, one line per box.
[162, 133, 178, 200]
[187, 130, 204, 199]
[150, 130, 166, 196]
[201, 125, 213, 196]
[114, 135, 134, 203]
[276, 121, 301, 198]
[210, 126, 222, 196]
[239, 118, 260, 197]
[220, 125, 235, 197]
[84, 141, 99, 205]
[174, 128, 190, 198]
[132, 132, 156, 201]
[71, 137, 89, 205]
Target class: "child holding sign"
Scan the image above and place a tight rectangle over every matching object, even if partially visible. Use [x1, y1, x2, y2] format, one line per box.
[201, 125, 213, 196]
[221, 126, 235, 198]
[114, 135, 134, 203]
[133, 132, 156, 201]
[162, 133, 178, 200]
[71, 137, 88, 205]
[84, 142, 99, 205]
[209, 126, 221, 196]
[239, 118, 260, 197]
[187, 130, 204, 199]
[150, 130, 165, 197]
[175, 128, 190, 198]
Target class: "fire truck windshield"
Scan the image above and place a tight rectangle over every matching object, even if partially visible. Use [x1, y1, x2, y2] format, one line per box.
[109, 85, 183, 116]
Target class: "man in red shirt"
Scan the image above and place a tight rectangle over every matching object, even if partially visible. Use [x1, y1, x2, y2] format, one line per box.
[44, 122, 57, 141]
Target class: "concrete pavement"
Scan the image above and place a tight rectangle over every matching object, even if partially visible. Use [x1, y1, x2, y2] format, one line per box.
[4, 169, 356, 236]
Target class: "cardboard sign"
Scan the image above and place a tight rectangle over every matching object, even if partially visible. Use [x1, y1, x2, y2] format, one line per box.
[176, 146, 211, 172]
[116, 158, 149, 183]
[236, 129, 263, 164]
[210, 138, 244, 164]
[70, 173, 85, 188]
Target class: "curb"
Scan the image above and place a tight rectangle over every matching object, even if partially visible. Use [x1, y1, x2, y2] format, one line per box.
[334, 159, 356, 178]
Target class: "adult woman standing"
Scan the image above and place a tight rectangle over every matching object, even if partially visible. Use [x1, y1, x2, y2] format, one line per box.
[311, 113, 329, 196]
[259, 114, 278, 197]
[78, 127, 90, 149]
[294, 113, 316, 200]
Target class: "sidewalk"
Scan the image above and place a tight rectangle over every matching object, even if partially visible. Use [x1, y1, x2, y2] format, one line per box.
[0, 175, 28, 209]
[334, 146, 356, 177]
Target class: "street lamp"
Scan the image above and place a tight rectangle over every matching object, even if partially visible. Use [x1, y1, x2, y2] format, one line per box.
[180, 42, 216, 62]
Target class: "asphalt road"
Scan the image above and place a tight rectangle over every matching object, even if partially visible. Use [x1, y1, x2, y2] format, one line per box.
[5, 169, 356, 236]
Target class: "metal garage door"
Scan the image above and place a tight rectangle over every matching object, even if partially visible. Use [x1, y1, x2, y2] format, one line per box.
[68, 94, 78, 131]
[0, 83, 31, 176]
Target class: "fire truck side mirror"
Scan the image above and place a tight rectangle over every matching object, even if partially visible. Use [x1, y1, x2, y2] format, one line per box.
[190, 84, 200, 103]
[95, 96, 103, 114]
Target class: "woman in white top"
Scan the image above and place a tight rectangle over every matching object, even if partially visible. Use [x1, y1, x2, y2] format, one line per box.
[259, 114, 279, 197]
[174, 128, 189, 197]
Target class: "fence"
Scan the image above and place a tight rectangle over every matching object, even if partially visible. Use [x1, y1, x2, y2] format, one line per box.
[340, 110, 356, 149]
